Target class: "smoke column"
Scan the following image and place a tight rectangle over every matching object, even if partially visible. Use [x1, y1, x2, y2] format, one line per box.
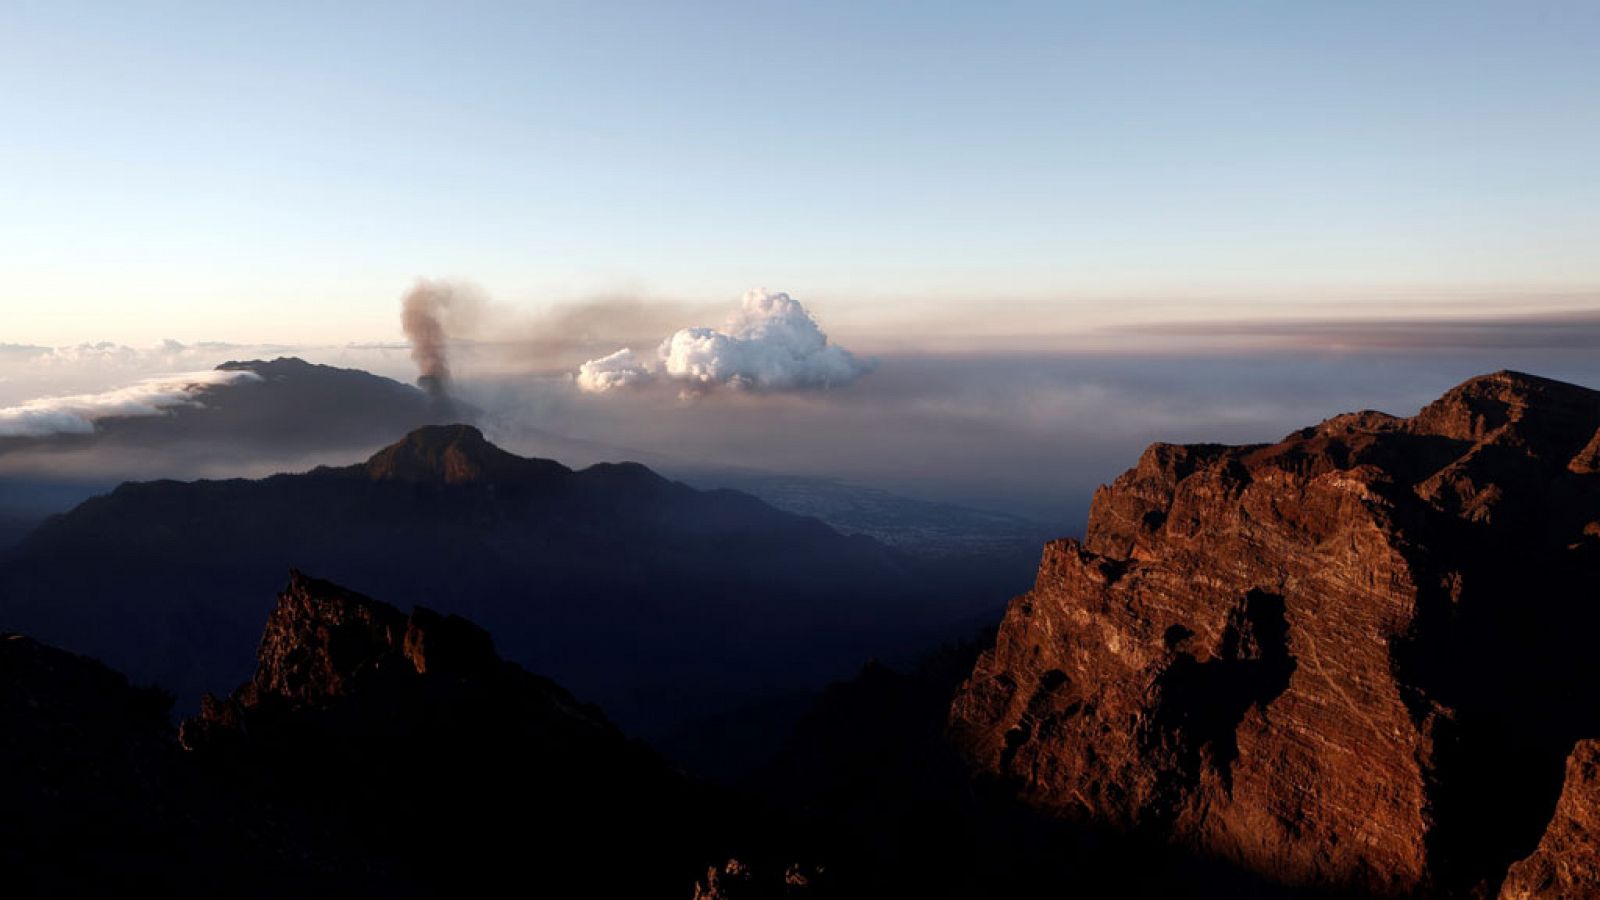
[401, 279, 458, 405]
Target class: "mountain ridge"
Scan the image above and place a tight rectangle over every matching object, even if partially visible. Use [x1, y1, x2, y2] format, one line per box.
[948, 369, 1600, 895]
[0, 424, 1010, 737]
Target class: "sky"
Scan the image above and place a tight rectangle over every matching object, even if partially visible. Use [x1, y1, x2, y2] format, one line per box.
[3, 1, 1599, 346]
[2, 2, 1599, 525]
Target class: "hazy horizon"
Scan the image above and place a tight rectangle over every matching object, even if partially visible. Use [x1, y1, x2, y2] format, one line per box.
[6, 326, 1600, 525]
[5, 2, 1599, 524]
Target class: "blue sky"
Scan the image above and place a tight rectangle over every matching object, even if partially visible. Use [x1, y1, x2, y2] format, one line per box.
[2, 1, 1597, 344]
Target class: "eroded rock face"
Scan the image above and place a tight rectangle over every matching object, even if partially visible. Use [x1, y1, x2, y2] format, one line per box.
[949, 371, 1600, 895]
[182, 569, 564, 732]
[1501, 741, 1600, 900]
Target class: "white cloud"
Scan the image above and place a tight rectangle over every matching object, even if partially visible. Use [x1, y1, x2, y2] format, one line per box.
[577, 289, 872, 393]
[576, 348, 655, 392]
[0, 369, 261, 438]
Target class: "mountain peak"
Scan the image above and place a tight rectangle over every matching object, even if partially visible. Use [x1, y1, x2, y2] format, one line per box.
[361, 424, 568, 485]
[215, 356, 316, 374]
[1411, 369, 1600, 446]
[950, 369, 1600, 893]
[235, 570, 505, 710]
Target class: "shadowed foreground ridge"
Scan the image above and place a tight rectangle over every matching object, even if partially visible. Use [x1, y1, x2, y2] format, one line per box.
[180, 569, 618, 748]
[3, 572, 811, 898]
[949, 370, 1600, 896]
[179, 570, 767, 896]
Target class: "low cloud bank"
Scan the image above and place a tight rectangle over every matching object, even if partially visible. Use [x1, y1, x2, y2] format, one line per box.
[577, 290, 872, 393]
[0, 370, 261, 438]
[1115, 308, 1600, 351]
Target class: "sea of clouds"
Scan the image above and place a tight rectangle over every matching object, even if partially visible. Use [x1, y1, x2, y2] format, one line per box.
[0, 369, 262, 437]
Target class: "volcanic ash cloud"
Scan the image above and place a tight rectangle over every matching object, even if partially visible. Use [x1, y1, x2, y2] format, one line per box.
[576, 290, 871, 393]
[401, 279, 484, 404]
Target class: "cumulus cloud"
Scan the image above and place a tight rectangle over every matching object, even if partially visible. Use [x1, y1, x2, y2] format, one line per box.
[0, 370, 261, 438]
[576, 289, 872, 393]
[576, 348, 656, 392]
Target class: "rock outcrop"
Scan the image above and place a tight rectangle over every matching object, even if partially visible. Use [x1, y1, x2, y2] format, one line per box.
[1500, 740, 1600, 899]
[181, 568, 613, 746]
[949, 371, 1600, 895]
[180, 570, 743, 896]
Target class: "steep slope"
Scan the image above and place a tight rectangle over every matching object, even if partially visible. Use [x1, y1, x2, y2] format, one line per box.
[1500, 740, 1600, 899]
[0, 424, 996, 735]
[948, 371, 1600, 895]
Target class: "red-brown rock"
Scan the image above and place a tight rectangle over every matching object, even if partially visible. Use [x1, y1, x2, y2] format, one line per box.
[949, 371, 1600, 895]
[1501, 740, 1600, 899]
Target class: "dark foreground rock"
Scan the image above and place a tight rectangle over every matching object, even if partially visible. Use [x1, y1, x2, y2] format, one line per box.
[4, 572, 798, 898]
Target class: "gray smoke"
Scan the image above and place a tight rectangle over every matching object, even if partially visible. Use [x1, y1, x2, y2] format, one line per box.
[400, 279, 480, 406]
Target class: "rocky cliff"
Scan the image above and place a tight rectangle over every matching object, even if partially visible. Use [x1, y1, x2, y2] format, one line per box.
[948, 371, 1600, 895]
[1500, 740, 1600, 899]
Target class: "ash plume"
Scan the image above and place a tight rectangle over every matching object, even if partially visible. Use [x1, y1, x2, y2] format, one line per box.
[400, 279, 479, 412]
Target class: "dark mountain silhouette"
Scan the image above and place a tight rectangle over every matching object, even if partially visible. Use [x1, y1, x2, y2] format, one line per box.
[0, 358, 454, 469]
[2, 573, 804, 898]
[0, 424, 1006, 736]
[0, 356, 1056, 562]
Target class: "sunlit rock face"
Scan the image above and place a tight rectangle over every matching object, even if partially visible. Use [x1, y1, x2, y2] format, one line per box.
[1501, 740, 1600, 900]
[950, 371, 1600, 896]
